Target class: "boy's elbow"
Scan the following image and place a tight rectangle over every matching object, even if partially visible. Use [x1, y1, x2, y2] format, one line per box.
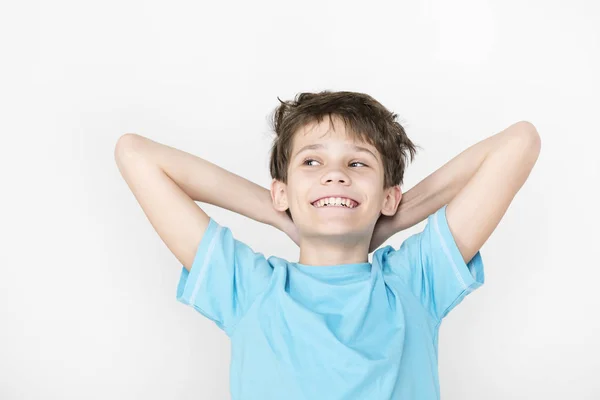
[115, 133, 142, 161]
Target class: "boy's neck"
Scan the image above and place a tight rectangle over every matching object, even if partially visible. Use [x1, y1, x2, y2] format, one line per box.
[297, 237, 370, 266]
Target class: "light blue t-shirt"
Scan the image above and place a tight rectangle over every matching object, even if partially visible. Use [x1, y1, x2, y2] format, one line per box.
[176, 204, 485, 400]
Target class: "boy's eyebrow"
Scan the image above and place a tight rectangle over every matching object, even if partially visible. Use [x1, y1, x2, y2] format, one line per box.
[293, 143, 379, 161]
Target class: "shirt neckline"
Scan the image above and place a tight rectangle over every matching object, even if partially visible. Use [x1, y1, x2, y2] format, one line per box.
[292, 261, 372, 276]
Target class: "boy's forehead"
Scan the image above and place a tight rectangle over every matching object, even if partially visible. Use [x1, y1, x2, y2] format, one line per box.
[291, 119, 377, 155]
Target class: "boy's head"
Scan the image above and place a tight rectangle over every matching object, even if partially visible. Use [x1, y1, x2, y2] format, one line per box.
[268, 90, 419, 244]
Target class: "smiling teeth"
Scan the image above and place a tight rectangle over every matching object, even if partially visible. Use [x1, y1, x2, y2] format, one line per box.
[313, 197, 357, 208]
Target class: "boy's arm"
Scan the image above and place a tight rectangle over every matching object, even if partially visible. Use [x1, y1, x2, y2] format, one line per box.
[114, 133, 295, 270]
[369, 121, 539, 253]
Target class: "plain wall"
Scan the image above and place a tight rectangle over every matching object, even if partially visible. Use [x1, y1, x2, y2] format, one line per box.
[1, 0, 599, 398]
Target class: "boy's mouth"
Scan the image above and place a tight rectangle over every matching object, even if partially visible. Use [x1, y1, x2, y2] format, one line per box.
[311, 197, 360, 209]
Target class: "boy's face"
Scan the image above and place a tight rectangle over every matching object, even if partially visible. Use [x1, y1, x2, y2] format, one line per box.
[271, 116, 402, 242]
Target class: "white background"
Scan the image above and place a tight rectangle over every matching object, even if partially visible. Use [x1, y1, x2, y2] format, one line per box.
[1, 0, 599, 399]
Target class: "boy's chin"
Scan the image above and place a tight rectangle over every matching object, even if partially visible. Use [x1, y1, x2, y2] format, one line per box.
[309, 206, 361, 219]
[309, 213, 360, 223]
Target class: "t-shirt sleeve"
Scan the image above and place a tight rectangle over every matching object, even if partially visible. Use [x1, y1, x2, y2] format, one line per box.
[382, 204, 485, 323]
[176, 217, 273, 336]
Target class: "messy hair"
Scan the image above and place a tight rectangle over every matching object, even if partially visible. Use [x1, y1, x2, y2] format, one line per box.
[268, 90, 420, 220]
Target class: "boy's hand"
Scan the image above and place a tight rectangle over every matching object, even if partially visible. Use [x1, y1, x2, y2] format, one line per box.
[272, 209, 301, 247]
[369, 213, 397, 253]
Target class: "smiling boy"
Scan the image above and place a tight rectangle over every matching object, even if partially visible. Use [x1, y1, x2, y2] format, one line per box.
[114, 90, 541, 399]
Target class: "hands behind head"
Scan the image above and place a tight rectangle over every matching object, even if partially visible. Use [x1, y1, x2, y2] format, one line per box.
[273, 208, 301, 247]
[369, 213, 397, 253]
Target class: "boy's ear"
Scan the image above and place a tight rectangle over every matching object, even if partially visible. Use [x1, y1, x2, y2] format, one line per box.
[271, 179, 289, 212]
[381, 185, 402, 217]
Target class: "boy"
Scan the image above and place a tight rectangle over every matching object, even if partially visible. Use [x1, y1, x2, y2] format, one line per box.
[114, 90, 541, 399]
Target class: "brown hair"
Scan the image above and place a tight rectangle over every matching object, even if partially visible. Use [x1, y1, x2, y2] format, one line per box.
[268, 90, 421, 220]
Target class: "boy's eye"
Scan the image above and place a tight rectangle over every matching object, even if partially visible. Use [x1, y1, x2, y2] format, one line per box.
[302, 158, 320, 166]
[302, 158, 367, 168]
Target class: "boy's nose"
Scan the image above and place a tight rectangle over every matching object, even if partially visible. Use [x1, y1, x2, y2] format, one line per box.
[321, 169, 351, 185]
